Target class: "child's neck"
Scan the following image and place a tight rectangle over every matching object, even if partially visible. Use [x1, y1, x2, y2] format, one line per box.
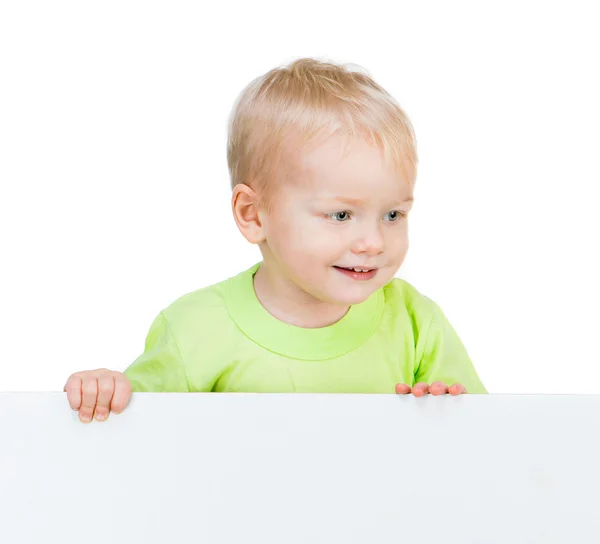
[253, 264, 349, 329]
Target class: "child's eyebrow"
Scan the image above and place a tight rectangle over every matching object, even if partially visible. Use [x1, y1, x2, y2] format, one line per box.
[333, 196, 414, 205]
[315, 195, 414, 207]
[334, 197, 365, 206]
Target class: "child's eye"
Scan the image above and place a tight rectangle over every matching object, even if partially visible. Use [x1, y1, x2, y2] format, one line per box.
[384, 210, 406, 222]
[327, 211, 351, 222]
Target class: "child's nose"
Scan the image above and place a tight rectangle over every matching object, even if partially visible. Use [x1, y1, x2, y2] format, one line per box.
[351, 227, 384, 256]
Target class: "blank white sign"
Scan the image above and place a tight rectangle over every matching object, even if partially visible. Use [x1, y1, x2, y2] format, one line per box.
[0, 393, 598, 543]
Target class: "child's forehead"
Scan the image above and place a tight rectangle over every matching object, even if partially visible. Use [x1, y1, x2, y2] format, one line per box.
[283, 134, 412, 197]
[295, 133, 381, 169]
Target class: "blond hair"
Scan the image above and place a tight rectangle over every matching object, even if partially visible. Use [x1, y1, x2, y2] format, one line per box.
[227, 57, 418, 206]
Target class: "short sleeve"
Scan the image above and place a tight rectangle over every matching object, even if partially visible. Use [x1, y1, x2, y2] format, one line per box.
[414, 301, 487, 394]
[123, 312, 191, 392]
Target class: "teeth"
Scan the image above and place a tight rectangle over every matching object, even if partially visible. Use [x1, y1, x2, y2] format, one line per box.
[337, 266, 373, 272]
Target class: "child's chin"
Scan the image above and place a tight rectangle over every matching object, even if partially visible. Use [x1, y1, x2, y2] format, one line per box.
[329, 289, 375, 306]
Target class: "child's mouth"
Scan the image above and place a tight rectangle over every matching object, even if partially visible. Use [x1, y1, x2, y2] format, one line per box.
[333, 266, 378, 281]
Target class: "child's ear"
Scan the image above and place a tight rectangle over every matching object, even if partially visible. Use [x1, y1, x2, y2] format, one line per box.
[231, 184, 266, 244]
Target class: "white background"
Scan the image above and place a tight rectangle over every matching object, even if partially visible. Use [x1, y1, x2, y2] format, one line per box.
[1, 1, 598, 393]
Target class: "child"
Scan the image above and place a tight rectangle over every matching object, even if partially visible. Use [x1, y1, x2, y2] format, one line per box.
[64, 57, 487, 423]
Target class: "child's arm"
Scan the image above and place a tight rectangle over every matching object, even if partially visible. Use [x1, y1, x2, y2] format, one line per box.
[123, 311, 191, 393]
[64, 311, 190, 423]
[397, 300, 487, 395]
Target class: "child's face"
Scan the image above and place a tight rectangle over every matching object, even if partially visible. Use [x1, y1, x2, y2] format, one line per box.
[259, 133, 414, 306]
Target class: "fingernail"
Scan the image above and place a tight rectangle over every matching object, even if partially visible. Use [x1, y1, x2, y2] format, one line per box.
[80, 413, 91, 422]
[95, 412, 106, 421]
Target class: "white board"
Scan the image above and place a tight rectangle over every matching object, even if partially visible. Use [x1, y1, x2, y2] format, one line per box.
[0, 393, 599, 543]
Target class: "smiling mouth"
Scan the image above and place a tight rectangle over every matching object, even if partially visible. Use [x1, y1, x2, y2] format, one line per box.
[333, 266, 379, 281]
[334, 266, 377, 272]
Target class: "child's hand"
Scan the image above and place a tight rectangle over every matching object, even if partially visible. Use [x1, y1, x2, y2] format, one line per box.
[64, 369, 132, 423]
[395, 381, 467, 396]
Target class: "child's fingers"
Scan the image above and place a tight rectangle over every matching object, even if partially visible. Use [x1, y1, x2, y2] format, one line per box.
[64, 374, 83, 410]
[79, 375, 99, 423]
[412, 382, 430, 397]
[94, 371, 115, 421]
[395, 383, 411, 395]
[449, 383, 467, 395]
[111, 374, 132, 414]
[430, 381, 449, 396]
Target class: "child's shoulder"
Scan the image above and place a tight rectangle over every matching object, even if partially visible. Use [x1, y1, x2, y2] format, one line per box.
[382, 276, 438, 318]
[155, 264, 258, 333]
[382, 278, 464, 356]
[157, 275, 234, 334]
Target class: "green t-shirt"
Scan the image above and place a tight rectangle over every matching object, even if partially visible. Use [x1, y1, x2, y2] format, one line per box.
[124, 263, 487, 394]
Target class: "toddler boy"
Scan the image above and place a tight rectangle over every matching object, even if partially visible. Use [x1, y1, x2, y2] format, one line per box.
[65, 57, 487, 423]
